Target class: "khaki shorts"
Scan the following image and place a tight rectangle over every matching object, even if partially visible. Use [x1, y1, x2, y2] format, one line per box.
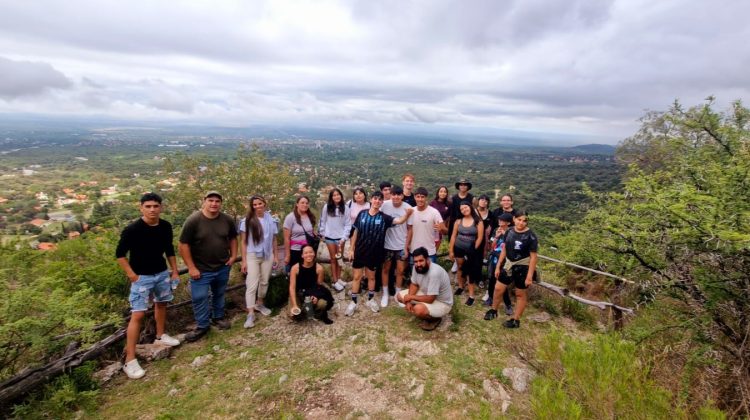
[397, 289, 452, 318]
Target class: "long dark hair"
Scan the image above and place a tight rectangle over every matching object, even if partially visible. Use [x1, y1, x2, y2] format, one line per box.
[326, 188, 345, 217]
[434, 185, 449, 203]
[459, 200, 481, 225]
[244, 195, 266, 245]
[293, 195, 317, 227]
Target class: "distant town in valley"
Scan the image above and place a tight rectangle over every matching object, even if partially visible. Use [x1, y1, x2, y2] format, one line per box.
[0, 124, 620, 250]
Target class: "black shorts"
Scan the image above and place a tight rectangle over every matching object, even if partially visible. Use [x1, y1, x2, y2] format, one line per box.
[454, 246, 472, 259]
[352, 254, 381, 271]
[498, 265, 536, 290]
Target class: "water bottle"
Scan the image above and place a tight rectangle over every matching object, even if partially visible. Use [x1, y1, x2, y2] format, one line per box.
[303, 296, 314, 319]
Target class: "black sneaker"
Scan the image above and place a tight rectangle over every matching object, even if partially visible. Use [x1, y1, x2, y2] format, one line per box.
[211, 317, 231, 330]
[484, 309, 497, 320]
[503, 319, 520, 329]
[185, 326, 210, 342]
[454, 287, 464, 296]
[465, 297, 475, 306]
[315, 312, 334, 325]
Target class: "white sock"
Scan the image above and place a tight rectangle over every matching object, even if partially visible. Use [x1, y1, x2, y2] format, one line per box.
[395, 287, 401, 295]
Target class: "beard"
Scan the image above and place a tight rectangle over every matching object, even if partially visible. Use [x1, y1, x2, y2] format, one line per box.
[415, 264, 429, 274]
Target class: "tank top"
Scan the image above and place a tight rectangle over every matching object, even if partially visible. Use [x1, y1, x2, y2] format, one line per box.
[296, 263, 318, 292]
[456, 221, 478, 251]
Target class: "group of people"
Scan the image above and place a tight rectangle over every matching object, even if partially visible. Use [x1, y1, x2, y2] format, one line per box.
[115, 174, 538, 379]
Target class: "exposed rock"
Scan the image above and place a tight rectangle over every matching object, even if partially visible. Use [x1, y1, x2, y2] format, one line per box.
[239, 351, 249, 359]
[502, 367, 536, 392]
[135, 343, 173, 361]
[212, 345, 221, 352]
[191, 354, 213, 368]
[411, 383, 424, 400]
[279, 374, 288, 384]
[93, 362, 122, 384]
[482, 379, 511, 413]
[167, 388, 179, 397]
[528, 312, 552, 323]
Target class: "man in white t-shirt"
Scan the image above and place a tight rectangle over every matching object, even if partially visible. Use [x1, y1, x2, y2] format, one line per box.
[406, 187, 447, 263]
[396, 247, 454, 331]
[379, 186, 412, 307]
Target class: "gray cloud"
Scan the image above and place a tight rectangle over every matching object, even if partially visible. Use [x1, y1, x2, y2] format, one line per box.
[0, 56, 71, 98]
[0, 0, 748, 142]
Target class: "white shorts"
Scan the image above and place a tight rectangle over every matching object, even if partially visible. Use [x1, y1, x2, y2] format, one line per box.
[397, 289, 452, 318]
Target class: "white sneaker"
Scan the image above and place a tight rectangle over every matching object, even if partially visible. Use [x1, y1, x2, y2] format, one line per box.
[451, 261, 458, 273]
[367, 299, 380, 313]
[397, 299, 406, 308]
[345, 301, 357, 316]
[123, 359, 145, 379]
[482, 292, 489, 301]
[255, 304, 272, 316]
[333, 279, 346, 292]
[244, 314, 255, 329]
[380, 292, 389, 308]
[154, 333, 180, 347]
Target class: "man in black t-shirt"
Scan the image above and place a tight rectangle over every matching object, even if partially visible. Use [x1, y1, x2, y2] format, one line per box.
[346, 191, 413, 316]
[116, 192, 181, 379]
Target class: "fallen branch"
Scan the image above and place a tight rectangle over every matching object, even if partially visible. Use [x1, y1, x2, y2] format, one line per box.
[536, 281, 634, 315]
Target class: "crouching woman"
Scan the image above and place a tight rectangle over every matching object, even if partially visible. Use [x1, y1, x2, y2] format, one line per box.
[288, 245, 334, 324]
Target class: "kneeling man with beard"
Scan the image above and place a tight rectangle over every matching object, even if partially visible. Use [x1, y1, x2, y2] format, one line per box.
[396, 247, 454, 330]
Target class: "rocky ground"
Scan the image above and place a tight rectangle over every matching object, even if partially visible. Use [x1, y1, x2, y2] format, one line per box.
[91, 271, 585, 419]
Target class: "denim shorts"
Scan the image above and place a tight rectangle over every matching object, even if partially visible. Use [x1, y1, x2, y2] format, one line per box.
[129, 270, 173, 312]
[324, 237, 342, 245]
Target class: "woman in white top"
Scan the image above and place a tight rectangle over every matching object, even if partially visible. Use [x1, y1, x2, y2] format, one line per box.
[239, 195, 279, 328]
[319, 188, 351, 291]
[347, 187, 370, 228]
[283, 196, 317, 272]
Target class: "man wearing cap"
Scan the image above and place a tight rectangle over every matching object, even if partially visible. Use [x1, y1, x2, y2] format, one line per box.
[179, 191, 238, 342]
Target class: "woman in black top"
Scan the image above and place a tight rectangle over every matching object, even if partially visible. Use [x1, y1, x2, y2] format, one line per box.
[288, 245, 334, 324]
[491, 211, 538, 329]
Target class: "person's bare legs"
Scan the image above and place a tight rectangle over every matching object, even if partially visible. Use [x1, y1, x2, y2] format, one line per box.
[153, 301, 167, 337]
[513, 289, 528, 320]
[351, 268, 363, 294]
[326, 242, 341, 281]
[126, 311, 145, 362]
[455, 257, 466, 289]
[491, 282, 509, 311]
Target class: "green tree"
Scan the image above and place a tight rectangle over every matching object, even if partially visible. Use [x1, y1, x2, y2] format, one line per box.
[164, 146, 298, 222]
[553, 99, 749, 415]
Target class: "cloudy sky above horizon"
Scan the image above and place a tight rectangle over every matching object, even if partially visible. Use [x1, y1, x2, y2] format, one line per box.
[0, 0, 748, 143]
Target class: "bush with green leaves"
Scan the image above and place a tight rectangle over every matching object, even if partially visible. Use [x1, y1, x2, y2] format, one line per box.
[550, 98, 749, 415]
[0, 232, 123, 382]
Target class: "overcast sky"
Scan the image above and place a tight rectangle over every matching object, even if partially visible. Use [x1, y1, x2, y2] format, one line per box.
[0, 0, 748, 143]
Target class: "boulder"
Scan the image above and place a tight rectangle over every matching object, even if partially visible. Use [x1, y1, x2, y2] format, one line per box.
[482, 379, 511, 413]
[191, 354, 213, 368]
[135, 343, 173, 361]
[502, 367, 536, 392]
[93, 362, 122, 384]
